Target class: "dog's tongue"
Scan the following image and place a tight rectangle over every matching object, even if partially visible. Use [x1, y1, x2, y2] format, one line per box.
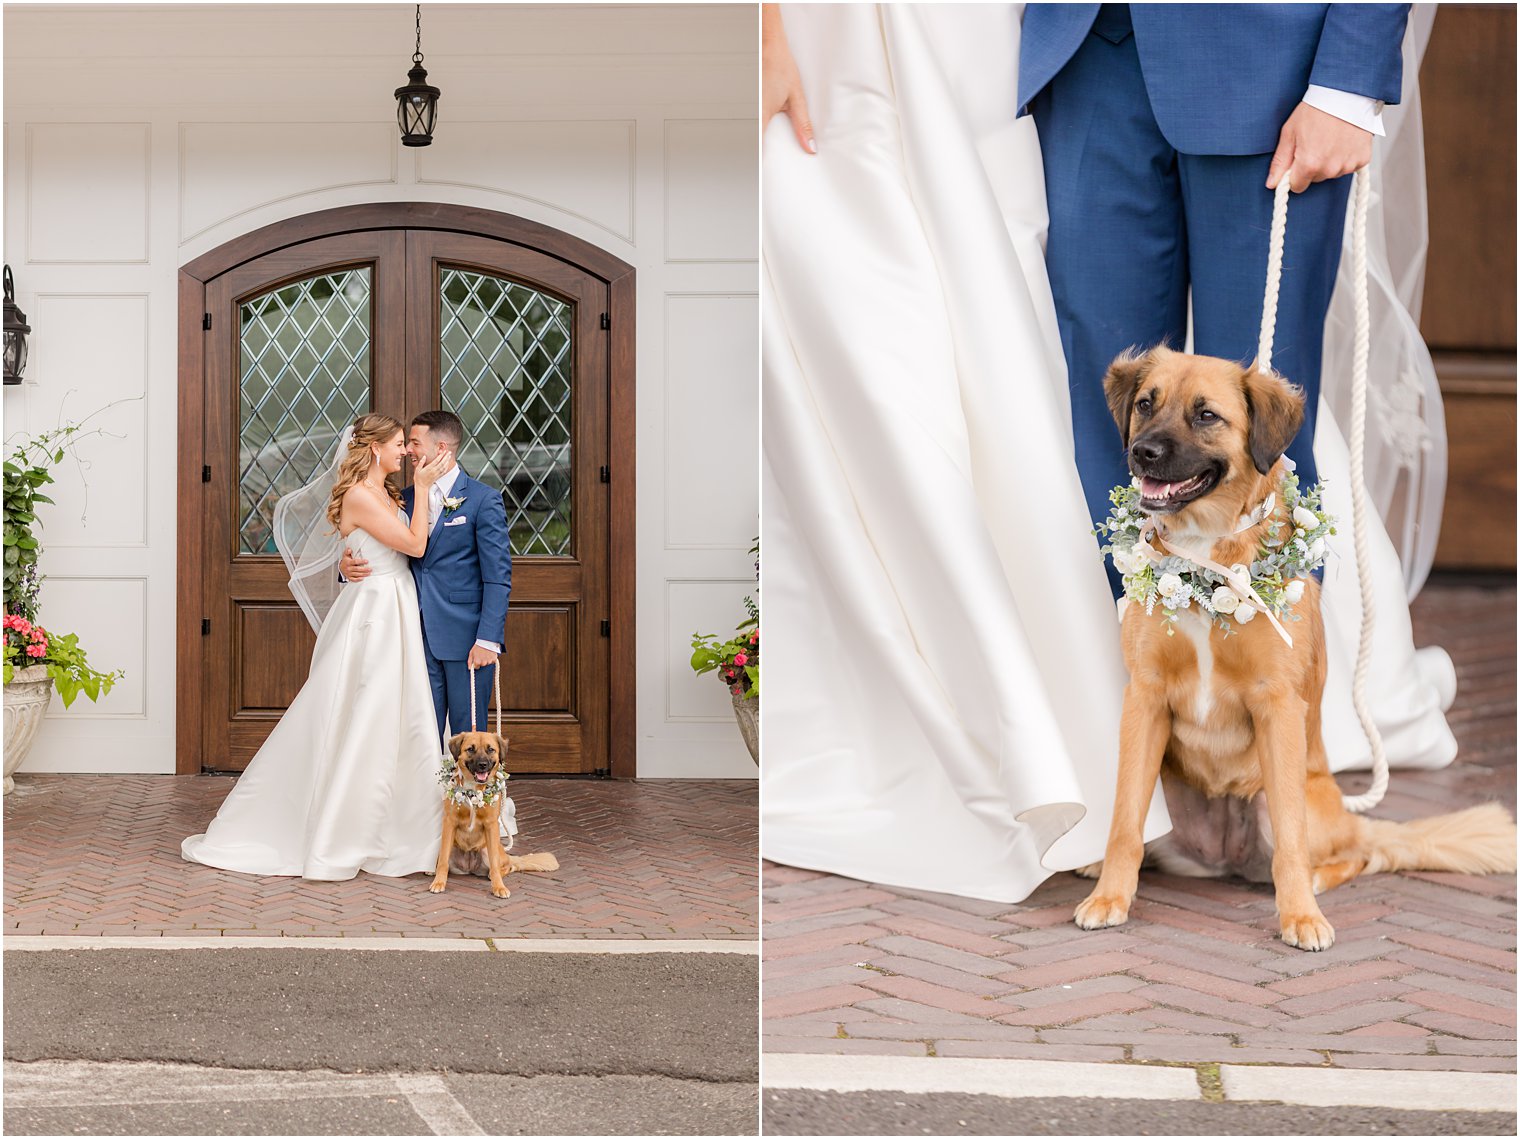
[474, 770, 490, 783]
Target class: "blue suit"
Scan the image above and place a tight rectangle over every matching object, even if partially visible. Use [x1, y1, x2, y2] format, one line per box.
[401, 471, 513, 742]
[1019, 4, 1408, 594]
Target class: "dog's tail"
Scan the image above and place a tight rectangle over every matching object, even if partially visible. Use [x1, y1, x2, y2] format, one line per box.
[507, 852, 559, 873]
[1363, 802, 1517, 876]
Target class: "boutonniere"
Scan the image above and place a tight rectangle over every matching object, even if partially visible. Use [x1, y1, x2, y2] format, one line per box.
[441, 495, 465, 515]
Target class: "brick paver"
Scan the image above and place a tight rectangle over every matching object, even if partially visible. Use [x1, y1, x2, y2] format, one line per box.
[762, 576, 1517, 1072]
[5, 777, 757, 940]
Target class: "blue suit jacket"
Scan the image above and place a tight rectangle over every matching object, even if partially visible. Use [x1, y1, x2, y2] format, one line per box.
[1018, 3, 1409, 154]
[401, 472, 512, 662]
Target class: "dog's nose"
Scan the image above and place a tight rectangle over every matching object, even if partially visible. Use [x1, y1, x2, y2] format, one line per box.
[1131, 436, 1170, 466]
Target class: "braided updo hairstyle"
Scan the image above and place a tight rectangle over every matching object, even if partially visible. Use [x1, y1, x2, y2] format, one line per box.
[326, 413, 406, 528]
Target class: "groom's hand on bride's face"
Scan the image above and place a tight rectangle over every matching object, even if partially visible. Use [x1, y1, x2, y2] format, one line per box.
[339, 547, 372, 582]
[1267, 103, 1372, 193]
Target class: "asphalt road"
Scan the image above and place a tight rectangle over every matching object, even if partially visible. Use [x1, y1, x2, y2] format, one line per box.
[4, 949, 758, 1135]
[4, 949, 757, 1081]
[761, 1089, 1518, 1136]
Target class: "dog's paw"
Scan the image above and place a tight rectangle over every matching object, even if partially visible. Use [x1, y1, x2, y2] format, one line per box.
[1280, 910, 1335, 951]
[1074, 892, 1131, 930]
[428, 879, 447, 894]
[1072, 861, 1103, 880]
[491, 883, 511, 899]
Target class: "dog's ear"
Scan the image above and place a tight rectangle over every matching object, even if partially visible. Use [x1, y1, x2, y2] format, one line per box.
[1242, 365, 1306, 475]
[448, 733, 466, 759]
[496, 735, 510, 762]
[1103, 347, 1158, 449]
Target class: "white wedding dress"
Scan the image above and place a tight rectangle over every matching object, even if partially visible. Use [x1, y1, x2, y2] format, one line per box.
[182, 523, 443, 880]
[761, 4, 1457, 903]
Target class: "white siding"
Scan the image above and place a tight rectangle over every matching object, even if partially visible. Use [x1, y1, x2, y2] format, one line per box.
[3, 3, 759, 778]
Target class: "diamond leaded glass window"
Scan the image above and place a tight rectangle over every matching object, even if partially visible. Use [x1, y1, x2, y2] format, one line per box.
[439, 268, 573, 557]
[237, 268, 372, 555]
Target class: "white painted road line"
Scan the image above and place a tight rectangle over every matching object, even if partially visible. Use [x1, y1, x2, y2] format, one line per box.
[393, 1074, 486, 1136]
[762, 1054, 1201, 1101]
[3, 935, 757, 955]
[1220, 1065, 1517, 1113]
[2, 1060, 405, 1107]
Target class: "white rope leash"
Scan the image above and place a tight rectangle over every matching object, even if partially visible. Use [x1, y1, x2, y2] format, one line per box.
[1259, 168, 1386, 813]
[467, 659, 504, 737]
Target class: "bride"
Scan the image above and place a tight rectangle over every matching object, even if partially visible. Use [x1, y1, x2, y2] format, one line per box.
[761, 4, 1458, 902]
[182, 413, 447, 880]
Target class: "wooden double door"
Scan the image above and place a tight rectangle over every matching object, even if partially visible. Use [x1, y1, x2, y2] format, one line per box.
[179, 206, 635, 776]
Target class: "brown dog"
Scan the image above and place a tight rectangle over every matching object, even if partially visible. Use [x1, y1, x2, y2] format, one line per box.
[1076, 346, 1516, 950]
[430, 731, 559, 899]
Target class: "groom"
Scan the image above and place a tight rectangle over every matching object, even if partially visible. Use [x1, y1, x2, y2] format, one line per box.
[342, 410, 512, 742]
[1018, 3, 1409, 593]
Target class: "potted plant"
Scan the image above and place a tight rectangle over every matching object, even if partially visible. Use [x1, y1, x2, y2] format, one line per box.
[690, 540, 758, 763]
[3, 420, 124, 792]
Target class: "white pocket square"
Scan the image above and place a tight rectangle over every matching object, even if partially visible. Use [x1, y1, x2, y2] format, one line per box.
[443, 515, 468, 526]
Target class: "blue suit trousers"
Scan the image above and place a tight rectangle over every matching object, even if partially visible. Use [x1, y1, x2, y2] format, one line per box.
[423, 636, 499, 745]
[1033, 16, 1351, 595]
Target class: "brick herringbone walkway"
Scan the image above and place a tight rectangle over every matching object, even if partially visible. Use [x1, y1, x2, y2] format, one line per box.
[763, 576, 1516, 1073]
[5, 778, 757, 940]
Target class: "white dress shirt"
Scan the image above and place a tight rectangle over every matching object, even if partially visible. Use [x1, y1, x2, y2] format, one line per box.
[1302, 85, 1386, 137]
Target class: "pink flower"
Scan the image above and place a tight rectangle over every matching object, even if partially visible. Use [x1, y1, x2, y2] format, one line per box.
[733, 652, 748, 667]
[30, 630, 46, 644]
[749, 632, 758, 644]
[724, 669, 735, 679]
[25, 644, 45, 658]
[730, 684, 743, 696]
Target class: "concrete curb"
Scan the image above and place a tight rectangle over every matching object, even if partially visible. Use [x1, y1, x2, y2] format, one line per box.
[4, 935, 758, 954]
[762, 1053, 1517, 1112]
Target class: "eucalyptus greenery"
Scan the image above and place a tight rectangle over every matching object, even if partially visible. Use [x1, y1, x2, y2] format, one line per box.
[1098, 472, 1335, 636]
[437, 754, 510, 808]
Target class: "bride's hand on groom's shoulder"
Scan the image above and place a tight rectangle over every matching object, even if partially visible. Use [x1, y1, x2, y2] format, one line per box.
[762, 4, 816, 155]
[1267, 103, 1373, 193]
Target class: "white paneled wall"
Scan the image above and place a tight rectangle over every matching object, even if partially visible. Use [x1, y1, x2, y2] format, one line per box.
[2, 3, 758, 778]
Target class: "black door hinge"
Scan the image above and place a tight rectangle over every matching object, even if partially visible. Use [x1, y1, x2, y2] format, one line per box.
[600, 619, 610, 637]
[593, 766, 611, 779]
[201, 619, 211, 635]
[202, 313, 212, 331]
[599, 465, 610, 483]
[202, 465, 211, 483]
[599, 312, 610, 330]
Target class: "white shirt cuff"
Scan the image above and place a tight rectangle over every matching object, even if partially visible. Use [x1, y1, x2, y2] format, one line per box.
[1302, 85, 1385, 137]
[474, 639, 502, 654]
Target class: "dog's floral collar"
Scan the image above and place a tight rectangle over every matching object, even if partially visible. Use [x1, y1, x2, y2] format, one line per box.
[1098, 470, 1335, 646]
[438, 755, 510, 808]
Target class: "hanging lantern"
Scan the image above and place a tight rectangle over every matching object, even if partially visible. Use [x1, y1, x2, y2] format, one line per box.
[395, 4, 440, 147]
[3, 265, 30, 385]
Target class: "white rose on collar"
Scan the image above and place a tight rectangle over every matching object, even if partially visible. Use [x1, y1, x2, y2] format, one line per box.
[1210, 587, 1241, 614]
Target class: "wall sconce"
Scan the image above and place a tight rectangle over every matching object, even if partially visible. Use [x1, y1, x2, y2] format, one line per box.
[395, 4, 440, 148]
[3, 265, 30, 385]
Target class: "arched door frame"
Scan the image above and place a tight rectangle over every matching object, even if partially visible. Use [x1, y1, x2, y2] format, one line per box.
[177, 202, 636, 777]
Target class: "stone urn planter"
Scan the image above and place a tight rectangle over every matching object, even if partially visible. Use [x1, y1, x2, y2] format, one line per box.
[731, 691, 758, 764]
[4, 665, 53, 794]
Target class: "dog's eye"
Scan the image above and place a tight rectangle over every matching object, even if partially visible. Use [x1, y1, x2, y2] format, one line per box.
[1135, 398, 1152, 415]
[1197, 409, 1219, 423]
